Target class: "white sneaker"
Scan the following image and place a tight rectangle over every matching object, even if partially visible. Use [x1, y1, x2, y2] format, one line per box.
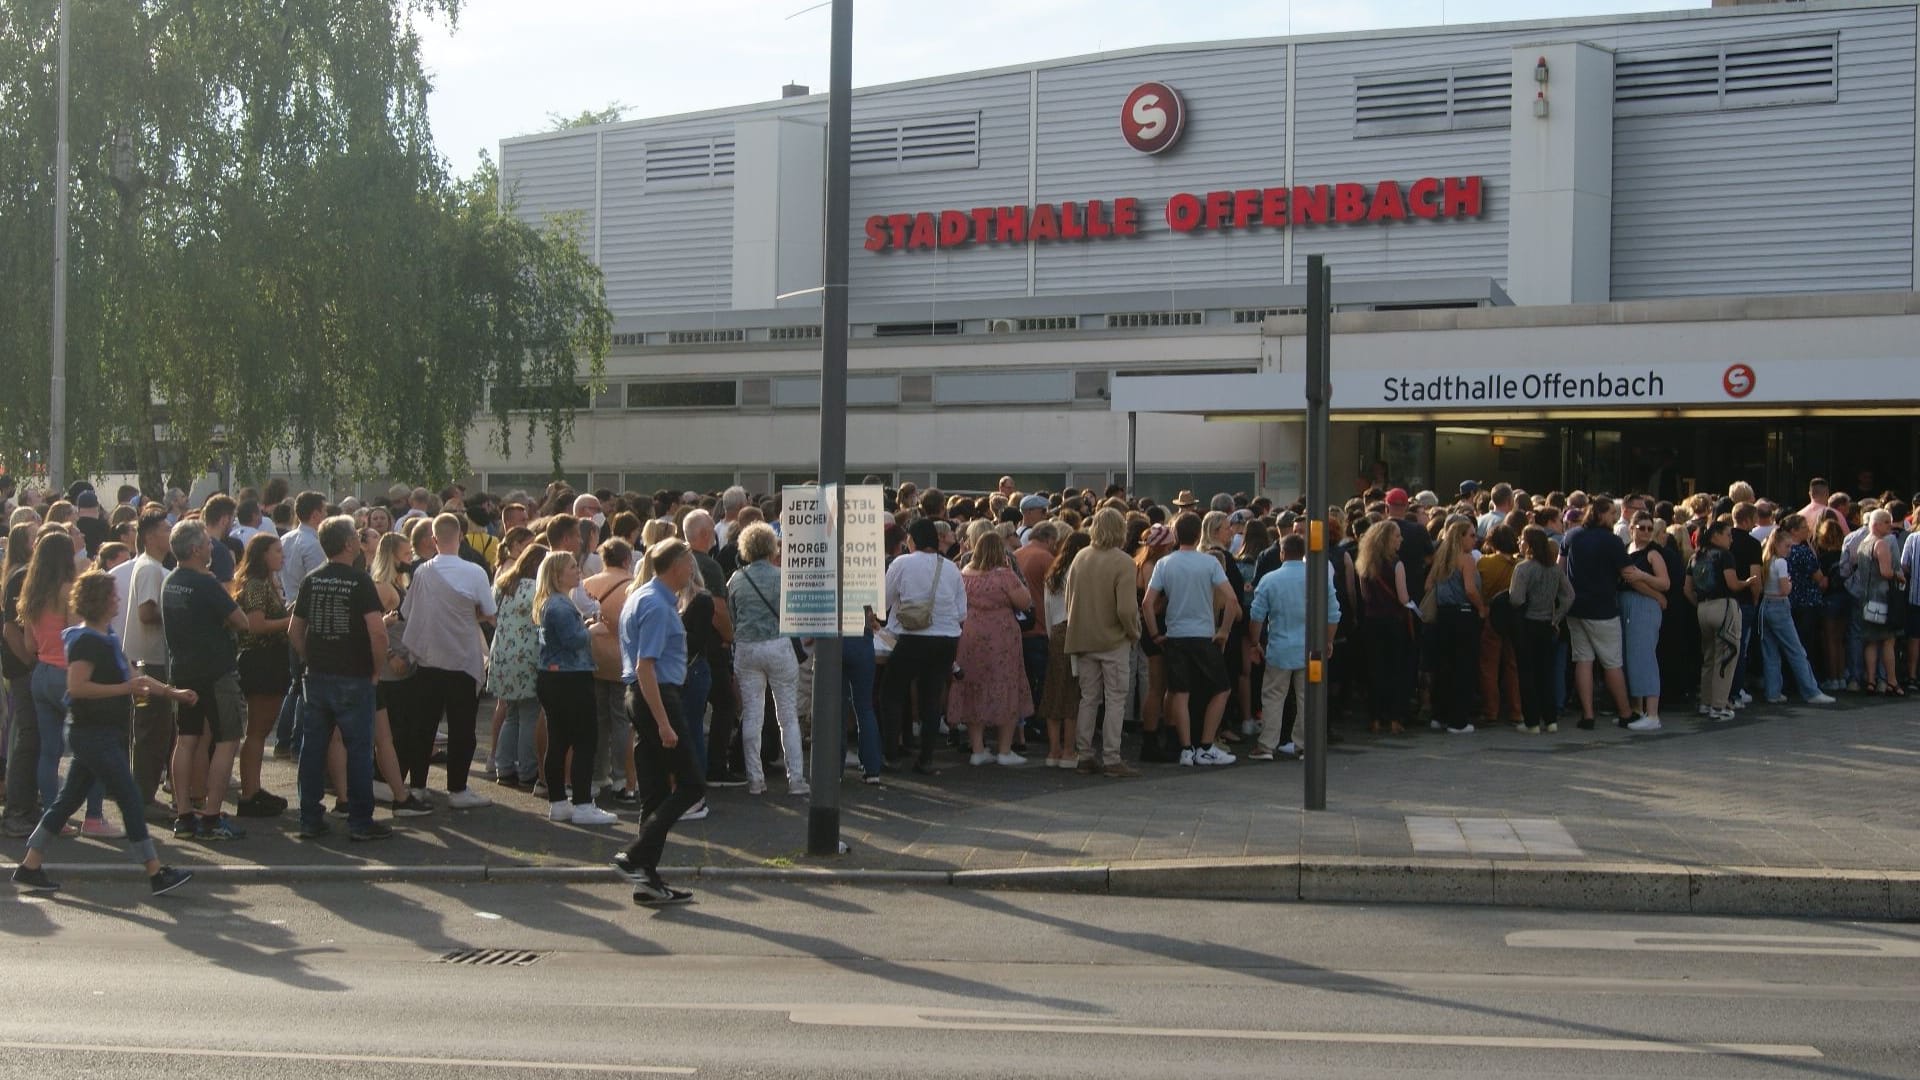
[548, 800, 574, 822]
[1054, 758, 1078, 770]
[1626, 716, 1663, 732]
[1709, 707, 1736, 721]
[1429, 720, 1445, 731]
[994, 752, 1026, 767]
[1733, 691, 1752, 708]
[1806, 693, 1837, 705]
[681, 800, 710, 821]
[1193, 746, 1236, 766]
[844, 751, 860, 768]
[1178, 748, 1196, 766]
[447, 789, 493, 810]
[747, 779, 767, 795]
[409, 787, 431, 803]
[570, 804, 619, 826]
[969, 751, 994, 766]
[372, 781, 394, 803]
[1697, 704, 1713, 716]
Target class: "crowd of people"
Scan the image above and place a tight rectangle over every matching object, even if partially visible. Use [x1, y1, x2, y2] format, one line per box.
[2, 469, 1916, 903]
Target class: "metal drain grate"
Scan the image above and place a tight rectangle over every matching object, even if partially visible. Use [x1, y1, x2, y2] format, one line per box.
[434, 948, 548, 967]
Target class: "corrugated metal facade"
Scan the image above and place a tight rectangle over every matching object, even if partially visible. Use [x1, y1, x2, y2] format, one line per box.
[496, 2, 1919, 317]
[1606, 6, 1917, 298]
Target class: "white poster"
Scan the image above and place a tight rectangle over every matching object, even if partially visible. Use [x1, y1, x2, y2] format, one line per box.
[779, 484, 886, 636]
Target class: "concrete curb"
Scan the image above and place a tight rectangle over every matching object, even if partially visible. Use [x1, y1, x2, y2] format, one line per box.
[11, 857, 1914, 919]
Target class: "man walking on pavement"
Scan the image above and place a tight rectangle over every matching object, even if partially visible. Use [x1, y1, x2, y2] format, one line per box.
[613, 538, 705, 905]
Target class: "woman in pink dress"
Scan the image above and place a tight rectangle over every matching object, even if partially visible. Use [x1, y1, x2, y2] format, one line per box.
[952, 530, 1033, 766]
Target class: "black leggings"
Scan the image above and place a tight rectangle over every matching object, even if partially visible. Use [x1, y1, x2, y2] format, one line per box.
[537, 669, 597, 805]
[1432, 607, 1482, 728]
[1362, 616, 1410, 726]
[1516, 619, 1558, 728]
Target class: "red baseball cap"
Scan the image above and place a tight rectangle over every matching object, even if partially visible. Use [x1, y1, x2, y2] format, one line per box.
[1384, 488, 1410, 506]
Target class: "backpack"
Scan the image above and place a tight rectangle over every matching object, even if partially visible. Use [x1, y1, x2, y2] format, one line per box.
[1688, 551, 1720, 598]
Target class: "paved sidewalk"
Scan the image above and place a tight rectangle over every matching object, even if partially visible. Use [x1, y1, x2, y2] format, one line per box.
[7, 694, 1915, 877]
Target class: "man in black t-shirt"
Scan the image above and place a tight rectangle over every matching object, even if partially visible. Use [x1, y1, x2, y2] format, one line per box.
[290, 516, 390, 841]
[2, 560, 40, 836]
[162, 520, 253, 841]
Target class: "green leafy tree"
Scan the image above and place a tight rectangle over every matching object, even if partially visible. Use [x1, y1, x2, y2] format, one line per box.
[0, 0, 609, 493]
[545, 102, 630, 130]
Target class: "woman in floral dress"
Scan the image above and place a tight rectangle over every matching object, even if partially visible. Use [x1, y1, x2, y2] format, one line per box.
[951, 530, 1033, 766]
[487, 543, 548, 788]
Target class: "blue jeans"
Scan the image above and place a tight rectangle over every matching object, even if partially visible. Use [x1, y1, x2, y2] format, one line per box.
[1731, 601, 1758, 696]
[30, 663, 101, 820]
[843, 634, 884, 777]
[492, 697, 539, 780]
[1759, 600, 1820, 701]
[300, 674, 376, 831]
[681, 657, 712, 772]
[274, 647, 305, 755]
[27, 721, 156, 865]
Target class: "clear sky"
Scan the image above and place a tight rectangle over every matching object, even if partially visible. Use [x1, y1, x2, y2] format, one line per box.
[417, 0, 1709, 173]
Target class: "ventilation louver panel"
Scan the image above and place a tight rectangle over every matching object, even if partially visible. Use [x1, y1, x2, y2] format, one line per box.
[644, 137, 736, 186]
[1355, 65, 1511, 136]
[851, 113, 980, 173]
[1616, 35, 1836, 115]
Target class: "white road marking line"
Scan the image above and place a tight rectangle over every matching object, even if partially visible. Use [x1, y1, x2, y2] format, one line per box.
[603, 1002, 1819, 1058]
[0, 1040, 694, 1074]
[1507, 930, 1920, 957]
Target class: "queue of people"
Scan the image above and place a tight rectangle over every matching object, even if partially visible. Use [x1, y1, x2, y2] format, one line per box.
[4, 472, 1917, 903]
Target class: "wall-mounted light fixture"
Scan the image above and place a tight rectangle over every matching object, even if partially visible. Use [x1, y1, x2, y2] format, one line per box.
[1533, 90, 1549, 119]
[1534, 56, 1550, 84]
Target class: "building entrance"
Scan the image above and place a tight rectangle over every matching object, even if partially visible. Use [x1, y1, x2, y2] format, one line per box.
[1362, 419, 1918, 503]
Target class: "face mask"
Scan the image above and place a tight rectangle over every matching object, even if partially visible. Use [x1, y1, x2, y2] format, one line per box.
[591, 512, 606, 529]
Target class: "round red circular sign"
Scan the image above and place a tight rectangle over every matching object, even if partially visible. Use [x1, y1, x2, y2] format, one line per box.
[1722, 363, 1756, 399]
[1121, 82, 1185, 155]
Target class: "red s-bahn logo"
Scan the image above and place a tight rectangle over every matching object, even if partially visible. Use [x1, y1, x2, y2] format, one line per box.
[1722, 363, 1756, 399]
[1121, 82, 1185, 155]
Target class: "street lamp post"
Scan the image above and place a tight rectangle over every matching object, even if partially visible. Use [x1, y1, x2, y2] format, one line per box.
[49, 0, 71, 492]
[805, 0, 853, 857]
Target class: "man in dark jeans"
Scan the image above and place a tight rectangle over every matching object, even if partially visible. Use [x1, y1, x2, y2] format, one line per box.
[290, 516, 390, 841]
[612, 538, 703, 906]
[880, 519, 968, 775]
[683, 510, 746, 786]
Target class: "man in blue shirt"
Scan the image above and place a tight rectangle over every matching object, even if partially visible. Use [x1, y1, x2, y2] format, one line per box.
[272, 491, 330, 761]
[1143, 513, 1241, 766]
[612, 537, 703, 905]
[1563, 498, 1645, 729]
[1247, 534, 1340, 761]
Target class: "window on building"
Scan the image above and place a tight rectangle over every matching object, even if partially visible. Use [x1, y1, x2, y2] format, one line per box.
[491, 383, 591, 412]
[1354, 64, 1511, 137]
[485, 472, 591, 495]
[620, 472, 737, 497]
[1615, 35, 1837, 116]
[625, 381, 739, 410]
[1133, 473, 1258, 507]
[932, 371, 1073, 406]
[850, 112, 980, 174]
[771, 376, 900, 408]
[936, 472, 1067, 495]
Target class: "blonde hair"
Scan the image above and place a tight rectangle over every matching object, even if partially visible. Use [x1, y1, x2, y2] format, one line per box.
[1727, 480, 1755, 504]
[1200, 510, 1230, 548]
[737, 521, 778, 564]
[531, 551, 578, 616]
[967, 528, 1009, 572]
[1356, 520, 1400, 582]
[635, 518, 677, 584]
[370, 532, 410, 590]
[1088, 508, 1126, 550]
[1426, 519, 1475, 590]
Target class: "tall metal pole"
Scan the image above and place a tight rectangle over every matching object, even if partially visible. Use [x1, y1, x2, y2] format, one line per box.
[806, 0, 853, 857]
[49, 0, 71, 492]
[1126, 411, 1137, 495]
[1303, 255, 1331, 811]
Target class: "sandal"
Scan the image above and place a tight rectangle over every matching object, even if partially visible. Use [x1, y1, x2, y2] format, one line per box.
[1888, 682, 1908, 698]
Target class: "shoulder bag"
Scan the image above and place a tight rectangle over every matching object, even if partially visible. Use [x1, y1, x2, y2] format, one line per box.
[896, 555, 944, 632]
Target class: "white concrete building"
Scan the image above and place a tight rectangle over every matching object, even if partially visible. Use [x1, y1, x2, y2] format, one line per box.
[480, 0, 1920, 502]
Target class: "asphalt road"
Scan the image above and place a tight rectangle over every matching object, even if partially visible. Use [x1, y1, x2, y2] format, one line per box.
[1, 880, 1915, 1079]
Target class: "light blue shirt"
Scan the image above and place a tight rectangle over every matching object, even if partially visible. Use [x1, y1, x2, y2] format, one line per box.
[1248, 560, 1341, 670]
[1147, 549, 1228, 639]
[279, 523, 325, 598]
[620, 578, 687, 687]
